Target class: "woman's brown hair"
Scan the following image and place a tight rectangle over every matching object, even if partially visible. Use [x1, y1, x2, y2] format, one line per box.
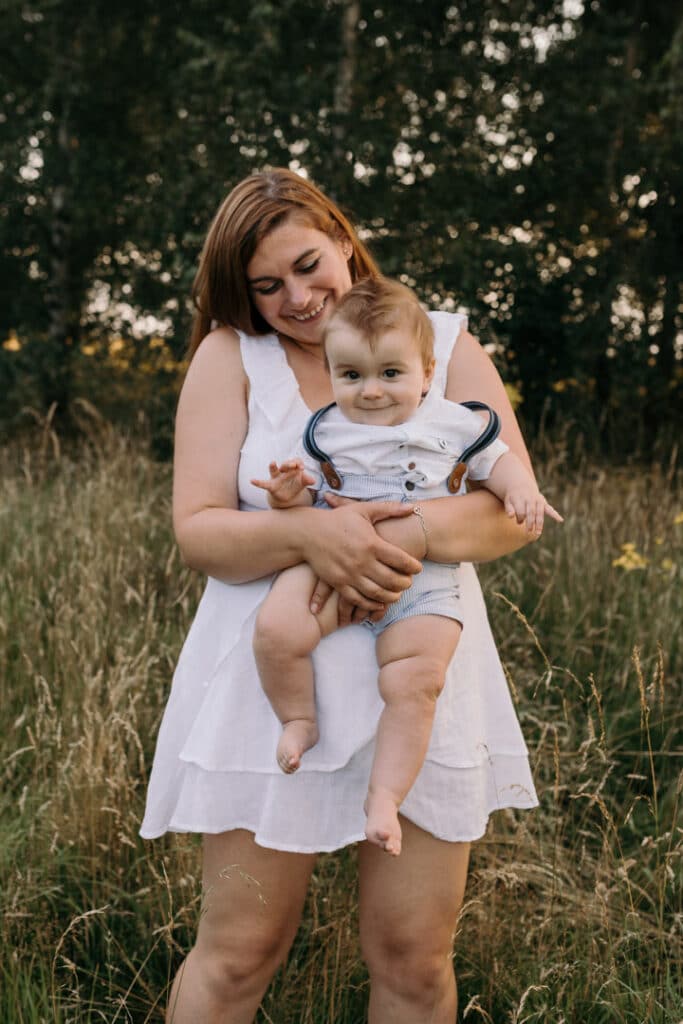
[189, 168, 381, 357]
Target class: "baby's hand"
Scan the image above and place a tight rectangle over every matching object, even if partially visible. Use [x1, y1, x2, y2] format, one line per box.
[504, 488, 564, 535]
[251, 459, 316, 508]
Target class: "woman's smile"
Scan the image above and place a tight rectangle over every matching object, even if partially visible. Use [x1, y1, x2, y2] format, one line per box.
[290, 297, 328, 323]
[247, 220, 353, 341]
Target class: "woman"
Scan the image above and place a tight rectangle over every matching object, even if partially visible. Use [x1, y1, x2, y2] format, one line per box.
[141, 168, 539, 1023]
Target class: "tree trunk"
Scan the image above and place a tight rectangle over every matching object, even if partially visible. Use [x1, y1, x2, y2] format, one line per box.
[603, 3, 640, 195]
[42, 53, 80, 420]
[44, 179, 77, 416]
[332, 0, 360, 166]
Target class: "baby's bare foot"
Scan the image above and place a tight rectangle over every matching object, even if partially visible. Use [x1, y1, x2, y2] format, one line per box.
[277, 719, 319, 774]
[364, 788, 402, 856]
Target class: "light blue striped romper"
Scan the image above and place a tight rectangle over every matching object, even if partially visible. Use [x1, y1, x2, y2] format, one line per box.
[303, 394, 508, 636]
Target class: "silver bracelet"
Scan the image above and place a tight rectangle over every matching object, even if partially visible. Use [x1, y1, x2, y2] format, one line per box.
[412, 505, 429, 546]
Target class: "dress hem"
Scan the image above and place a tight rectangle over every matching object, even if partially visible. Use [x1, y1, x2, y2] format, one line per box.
[139, 796, 539, 852]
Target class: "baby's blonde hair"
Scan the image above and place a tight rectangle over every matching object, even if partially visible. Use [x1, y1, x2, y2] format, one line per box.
[325, 277, 434, 370]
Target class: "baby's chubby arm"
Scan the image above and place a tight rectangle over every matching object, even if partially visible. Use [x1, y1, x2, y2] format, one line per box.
[251, 459, 317, 509]
[485, 453, 563, 536]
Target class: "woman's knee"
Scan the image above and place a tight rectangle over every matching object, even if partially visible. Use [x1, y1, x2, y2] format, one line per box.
[192, 924, 290, 1002]
[360, 926, 454, 1000]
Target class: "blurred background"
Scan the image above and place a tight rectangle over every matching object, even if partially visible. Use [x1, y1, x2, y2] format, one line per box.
[2, 0, 681, 458]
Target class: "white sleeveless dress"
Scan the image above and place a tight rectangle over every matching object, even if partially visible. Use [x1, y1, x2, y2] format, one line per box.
[140, 312, 538, 850]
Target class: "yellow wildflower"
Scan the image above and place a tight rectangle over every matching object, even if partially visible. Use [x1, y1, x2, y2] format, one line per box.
[660, 558, 675, 572]
[674, 512, 683, 526]
[3, 331, 21, 352]
[612, 543, 648, 571]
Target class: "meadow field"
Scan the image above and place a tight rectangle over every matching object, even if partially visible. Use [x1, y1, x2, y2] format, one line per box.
[1, 427, 681, 1023]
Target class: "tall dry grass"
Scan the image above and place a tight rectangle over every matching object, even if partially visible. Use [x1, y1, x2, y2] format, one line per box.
[0, 430, 681, 1022]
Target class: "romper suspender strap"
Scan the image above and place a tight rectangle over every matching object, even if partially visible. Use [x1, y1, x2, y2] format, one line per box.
[303, 400, 501, 494]
[447, 400, 501, 493]
[303, 402, 343, 489]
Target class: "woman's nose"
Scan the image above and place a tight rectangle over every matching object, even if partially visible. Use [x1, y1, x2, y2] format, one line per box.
[285, 279, 311, 309]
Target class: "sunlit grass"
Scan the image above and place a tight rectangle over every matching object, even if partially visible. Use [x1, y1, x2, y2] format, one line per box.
[1, 433, 681, 1022]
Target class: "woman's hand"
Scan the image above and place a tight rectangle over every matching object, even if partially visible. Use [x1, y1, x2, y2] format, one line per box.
[304, 498, 422, 616]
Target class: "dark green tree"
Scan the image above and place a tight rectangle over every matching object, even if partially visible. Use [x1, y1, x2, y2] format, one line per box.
[2, 0, 681, 449]
[0, 0, 211, 420]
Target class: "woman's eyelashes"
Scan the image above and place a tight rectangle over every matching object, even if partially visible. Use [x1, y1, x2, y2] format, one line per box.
[299, 258, 320, 274]
[251, 258, 321, 296]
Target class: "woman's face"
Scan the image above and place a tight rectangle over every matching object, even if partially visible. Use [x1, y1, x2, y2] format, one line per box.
[246, 218, 353, 344]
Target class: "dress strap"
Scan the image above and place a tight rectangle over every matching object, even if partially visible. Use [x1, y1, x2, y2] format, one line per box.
[237, 330, 302, 428]
[429, 312, 468, 397]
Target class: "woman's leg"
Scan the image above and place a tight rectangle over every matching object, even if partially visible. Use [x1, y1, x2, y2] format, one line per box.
[253, 563, 339, 772]
[367, 615, 461, 855]
[358, 819, 470, 1024]
[166, 829, 316, 1023]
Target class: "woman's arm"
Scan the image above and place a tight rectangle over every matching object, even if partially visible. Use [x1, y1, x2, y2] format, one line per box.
[172, 328, 422, 607]
[375, 326, 539, 564]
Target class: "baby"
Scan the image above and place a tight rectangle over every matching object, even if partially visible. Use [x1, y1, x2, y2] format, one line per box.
[252, 277, 561, 855]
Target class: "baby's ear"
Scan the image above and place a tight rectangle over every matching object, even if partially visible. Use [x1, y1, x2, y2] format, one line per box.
[423, 357, 436, 386]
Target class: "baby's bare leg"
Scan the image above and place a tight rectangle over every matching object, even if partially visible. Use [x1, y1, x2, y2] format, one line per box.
[253, 564, 339, 773]
[366, 616, 462, 856]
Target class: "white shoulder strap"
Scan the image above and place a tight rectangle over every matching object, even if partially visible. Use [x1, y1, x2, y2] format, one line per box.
[238, 331, 301, 427]
[428, 312, 468, 397]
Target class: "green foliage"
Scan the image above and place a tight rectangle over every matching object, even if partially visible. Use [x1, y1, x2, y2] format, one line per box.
[1, 1, 681, 448]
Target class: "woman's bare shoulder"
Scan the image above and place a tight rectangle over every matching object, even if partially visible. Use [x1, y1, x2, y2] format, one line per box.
[445, 326, 501, 400]
[187, 325, 243, 374]
[180, 326, 246, 403]
[174, 326, 249, 523]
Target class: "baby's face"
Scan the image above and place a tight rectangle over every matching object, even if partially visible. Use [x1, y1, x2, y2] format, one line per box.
[325, 321, 434, 426]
